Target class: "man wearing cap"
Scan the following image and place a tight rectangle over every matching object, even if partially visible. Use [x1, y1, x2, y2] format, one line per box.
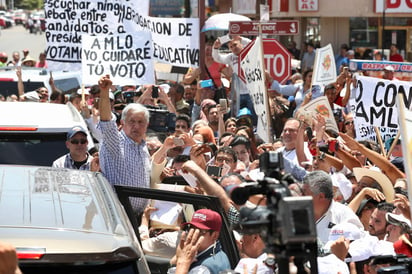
[382, 65, 398, 81]
[53, 126, 95, 170]
[98, 75, 151, 215]
[170, 209, 230, 274]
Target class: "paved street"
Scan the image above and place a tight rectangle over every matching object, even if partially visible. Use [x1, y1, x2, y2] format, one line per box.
[0, 25, 47, 63]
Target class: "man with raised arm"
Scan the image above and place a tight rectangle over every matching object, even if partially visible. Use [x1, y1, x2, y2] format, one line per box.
[98, 74, 151, 215]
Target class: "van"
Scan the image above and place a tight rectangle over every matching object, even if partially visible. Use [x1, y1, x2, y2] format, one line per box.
[0, 102, 95, 166]
[0, 165, 151, 274]
[0, 67, 82, 98]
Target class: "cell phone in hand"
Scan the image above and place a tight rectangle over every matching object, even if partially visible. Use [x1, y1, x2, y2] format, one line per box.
[219, 98, 228, 113]
[173, 137, 185, 147]
[218, 34, 231, 44]
[152, 85, 159, 98]
[206, 165, 222, 177]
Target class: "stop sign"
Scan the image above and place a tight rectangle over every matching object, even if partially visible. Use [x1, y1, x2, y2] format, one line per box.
[239, 38, 291, 84]
[262, 38, 291, 84]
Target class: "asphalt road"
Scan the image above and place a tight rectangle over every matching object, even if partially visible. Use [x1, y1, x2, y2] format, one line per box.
[0, 25, 47, 63]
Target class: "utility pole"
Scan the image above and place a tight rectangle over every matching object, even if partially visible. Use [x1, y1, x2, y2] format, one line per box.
[382, 0, 386, 50]
[199, 0, 205, 79]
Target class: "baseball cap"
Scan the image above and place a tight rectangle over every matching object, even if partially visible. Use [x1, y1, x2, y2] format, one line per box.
[67, 126, 88, 140]
[384, 65, 395, 72]
[182, 209, 222, 232]
[386, 212, 411, 228]
[237, 107, 252, 118]
[348, 235, 395, 262]
[331, 172, 353, 201]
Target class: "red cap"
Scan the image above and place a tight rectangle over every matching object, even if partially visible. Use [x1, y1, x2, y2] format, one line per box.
[183, 209, 222, 232]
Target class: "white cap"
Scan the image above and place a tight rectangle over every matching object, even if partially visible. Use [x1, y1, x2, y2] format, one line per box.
[159, 83, 170, 94]
[348, 235, 395, 262]
[331, 172, 353, 201]
[386, 212, 411, 228]
[384, 65, 395, 72]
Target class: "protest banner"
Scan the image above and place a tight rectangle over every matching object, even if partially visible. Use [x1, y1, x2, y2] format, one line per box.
[295, 96, 339, 133]
[349, 59, 412, 81]
[240, 37, 270, 143]
[352, 76, 412, 141]
[396, 94, 412, 220]
[312, 44, 336, 86]
[134, 15, 200, 67]
[44, 0, 199, 74]
[82, 33, 155, 86]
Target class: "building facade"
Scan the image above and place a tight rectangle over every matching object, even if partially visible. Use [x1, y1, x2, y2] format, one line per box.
[226, 0, 412, 61]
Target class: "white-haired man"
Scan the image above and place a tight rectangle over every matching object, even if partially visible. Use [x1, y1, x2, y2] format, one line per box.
[98, 74, 150, 214]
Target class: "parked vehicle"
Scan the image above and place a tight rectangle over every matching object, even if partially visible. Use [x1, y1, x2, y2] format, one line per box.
[0, 67, 82, 98]
[0, 165, 151, 274]
[12, 9, 27, 25]
[115, 184, 240, 274]
[0, 102, 95, 166]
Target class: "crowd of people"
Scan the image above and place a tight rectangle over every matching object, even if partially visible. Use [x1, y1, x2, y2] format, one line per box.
[0, 34, 410, 274]
[0, 49, 47, 68]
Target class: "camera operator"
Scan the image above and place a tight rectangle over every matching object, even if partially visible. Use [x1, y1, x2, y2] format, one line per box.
[137, 84, 176, 134]
[234, 207, 275, 274]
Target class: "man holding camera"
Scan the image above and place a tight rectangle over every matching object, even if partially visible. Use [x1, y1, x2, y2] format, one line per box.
[98, 74, 151, 215]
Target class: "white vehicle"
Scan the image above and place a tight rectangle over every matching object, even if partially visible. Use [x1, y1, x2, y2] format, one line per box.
[0, 67, 82, 98]
[0, 102, 95, 166]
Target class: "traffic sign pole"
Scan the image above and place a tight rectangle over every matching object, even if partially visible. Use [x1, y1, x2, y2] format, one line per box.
[258, 23, 272, 143]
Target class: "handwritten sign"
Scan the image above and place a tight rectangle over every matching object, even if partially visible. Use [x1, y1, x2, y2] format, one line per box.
[82, 33, 155, 86]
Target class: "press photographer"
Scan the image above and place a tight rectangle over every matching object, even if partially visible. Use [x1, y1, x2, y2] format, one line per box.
[137, 84, 176, 135]
[231, 151, 318, 274]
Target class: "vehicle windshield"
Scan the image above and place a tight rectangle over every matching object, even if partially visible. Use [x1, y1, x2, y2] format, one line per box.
[0, 133, 67, 166]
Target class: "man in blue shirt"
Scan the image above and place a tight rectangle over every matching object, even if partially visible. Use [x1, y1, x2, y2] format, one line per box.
[98, 74, 151, 214]
[335, 44, 349, 74]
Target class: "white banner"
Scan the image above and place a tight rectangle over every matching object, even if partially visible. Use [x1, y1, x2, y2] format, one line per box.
[240, 37, 270, 143]
[312, 44, 336, 86]
[45, 0, 199, 77]
[82, 33, 155, 86]
[396, 95, 412, 219]
[353, 76, 412, 141]
[133, 15, 200, 67]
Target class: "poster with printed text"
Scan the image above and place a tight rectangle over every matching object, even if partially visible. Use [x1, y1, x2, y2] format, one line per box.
[312, 44, 336, 86]
[296, 96, 339, 133]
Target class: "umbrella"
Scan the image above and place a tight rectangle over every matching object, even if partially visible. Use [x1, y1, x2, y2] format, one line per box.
[201, 13, 251, 32]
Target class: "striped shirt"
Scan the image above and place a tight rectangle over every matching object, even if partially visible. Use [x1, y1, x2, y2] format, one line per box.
[52, 153, 93, 170]
[99, 120, 150, 213]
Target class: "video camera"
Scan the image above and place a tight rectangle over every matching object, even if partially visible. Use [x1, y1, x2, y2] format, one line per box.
[231, 151, 318, 273]
[373, 255, 412, 273]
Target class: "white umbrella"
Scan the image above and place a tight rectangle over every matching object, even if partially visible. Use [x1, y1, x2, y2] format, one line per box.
[201, 13, 251, 32]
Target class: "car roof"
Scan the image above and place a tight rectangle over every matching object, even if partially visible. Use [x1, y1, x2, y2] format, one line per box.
[0, 102, 86, 133]
[0, 165, 141, 256]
